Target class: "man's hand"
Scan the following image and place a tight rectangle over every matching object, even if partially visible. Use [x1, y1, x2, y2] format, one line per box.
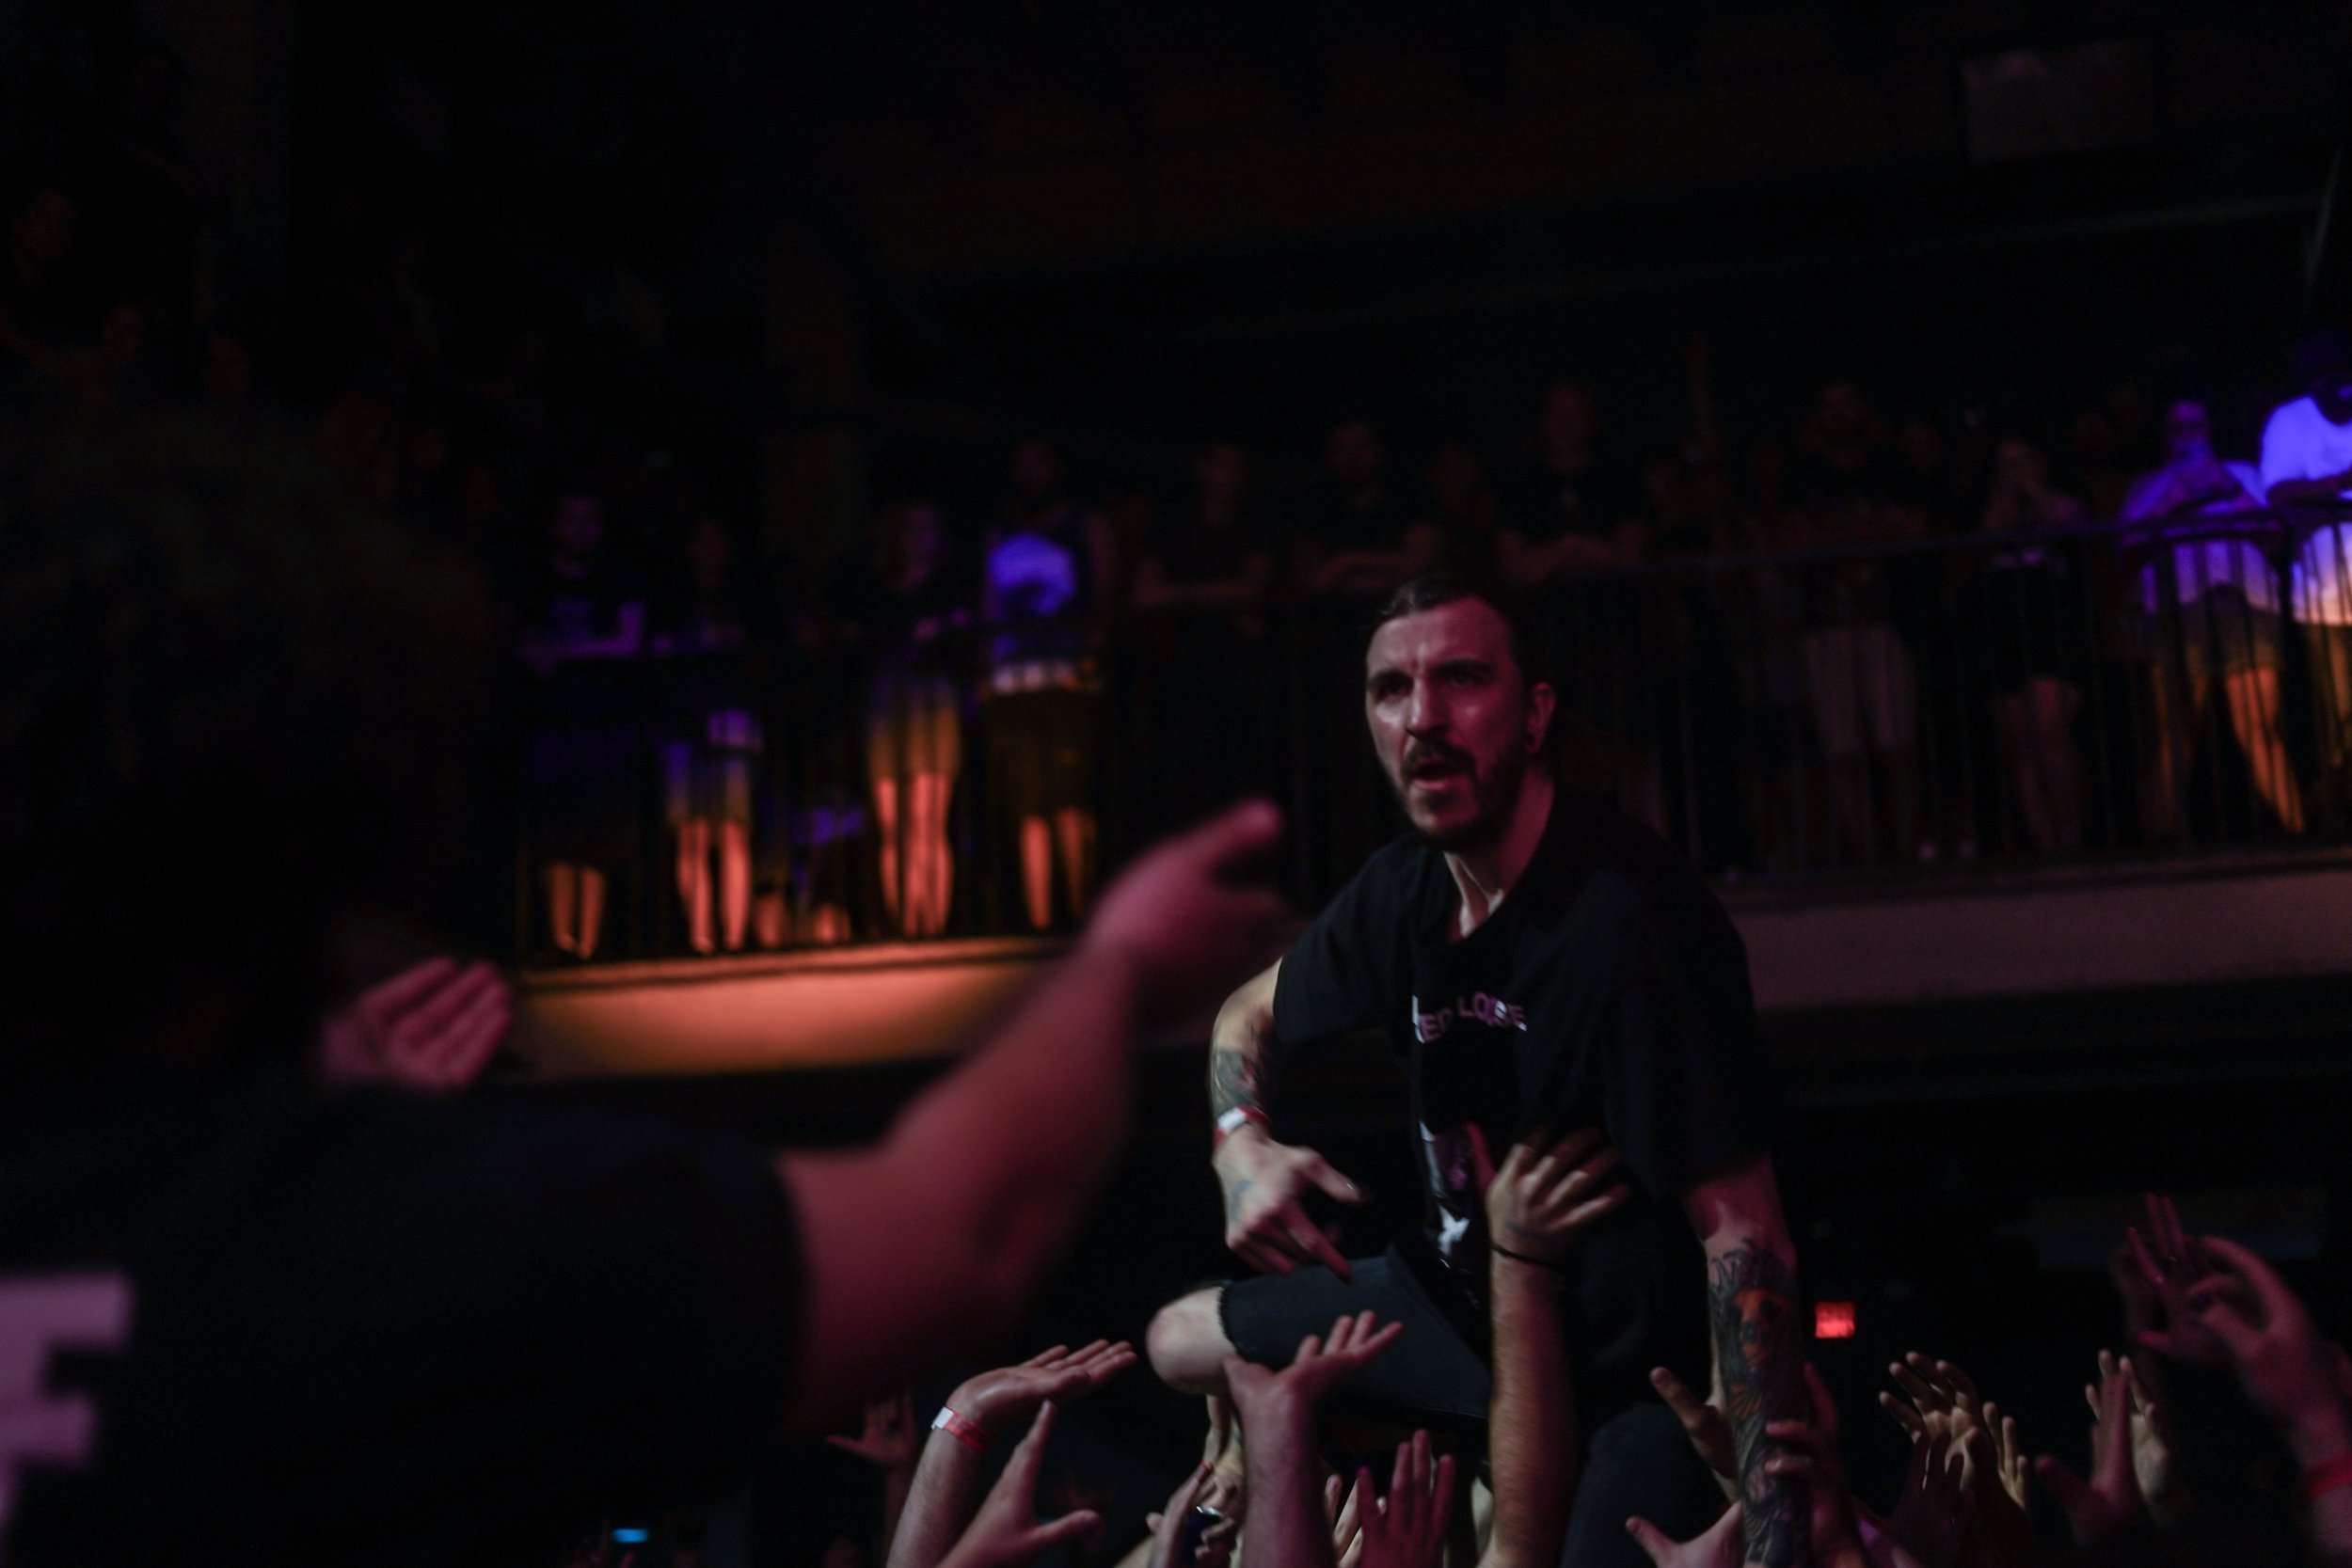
[1353, 1431, 1455, 1568]
[1216, 1127, 1367, 1279]
[1144, 1462, 1234, 1568]
[829, 1389, 919, 1471]
[1480, 1126, 1631, 1264]
[946, 1340, 1137, 1441]
[2190, 1234, 2352, 1465]
[2125, 1194, 2231, 1367]
[2034, 1353, 2145, 1549]
[935, 1403, 1102, 1568]
[1652, 1366, 1739, 1496]
[1627, 1504, 1744, 1568]
[1084, 801, 1291, 1030]
[1222, 1311, 1404, 1431]
[1882, 1431, 1965, 1568]
[315, 956, 510, 1092]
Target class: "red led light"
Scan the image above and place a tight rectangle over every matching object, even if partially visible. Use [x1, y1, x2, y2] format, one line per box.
[1814, 1302, 1857, 1340]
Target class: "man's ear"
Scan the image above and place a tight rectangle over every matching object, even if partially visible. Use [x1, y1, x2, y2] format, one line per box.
[1525, 681, 1557, 754]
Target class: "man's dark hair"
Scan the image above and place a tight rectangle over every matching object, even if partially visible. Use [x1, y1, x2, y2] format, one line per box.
[0, 411, 502, 1084]
[1369, 567, 1550, 695]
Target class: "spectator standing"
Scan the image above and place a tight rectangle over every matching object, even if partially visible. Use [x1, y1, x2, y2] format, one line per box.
[518, 489, 646, 961]
[651, 516, 766, 956]
[2120, 399, 2305, 839]
[981, 437, 1116, 932]
[1966, 434, 2092, 853]
[1786, 380, 1927, 863]
[1132, 441, 1279, 831]
[1296, 417, 1438, 598]
[1422, 437, 1502, 569]
[857, 499, 972, 940]
[2258, 327, 2352, 831]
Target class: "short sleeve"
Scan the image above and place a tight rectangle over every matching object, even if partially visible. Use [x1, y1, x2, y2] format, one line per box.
[1272, 852, 1406, 1053]
[2259, 404, 2306, 499]
[1601, 895, 1782, 1204]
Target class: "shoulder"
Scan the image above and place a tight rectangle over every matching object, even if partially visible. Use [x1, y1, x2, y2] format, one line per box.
[1551, 799, 1743, 967]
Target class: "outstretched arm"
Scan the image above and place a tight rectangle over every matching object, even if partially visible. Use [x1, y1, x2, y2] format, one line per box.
[785, 804, 1289, 1431]
[1687, 1154, 1809, 1568]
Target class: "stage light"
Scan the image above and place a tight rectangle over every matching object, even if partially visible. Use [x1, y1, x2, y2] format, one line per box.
[1814, 1301, 1857, 1340]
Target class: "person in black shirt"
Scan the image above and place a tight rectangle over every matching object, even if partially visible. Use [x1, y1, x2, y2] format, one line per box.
[0, 413, 1291, 1566]
[1298, 418, 1441, 599]
[1143, 569, 1811, 1568]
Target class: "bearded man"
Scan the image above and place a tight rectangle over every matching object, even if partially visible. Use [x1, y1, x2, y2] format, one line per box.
[1144, 570, 1813, 1568]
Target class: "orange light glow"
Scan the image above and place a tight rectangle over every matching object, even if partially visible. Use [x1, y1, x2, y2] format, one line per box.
[1814, 1301, 1857, 1340]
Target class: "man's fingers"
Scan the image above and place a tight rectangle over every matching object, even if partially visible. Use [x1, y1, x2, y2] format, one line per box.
[2126, 1226, 2167, 1287]
[1178, 800, 1286, 878]
[395, 958, 505, 1044]
[357, 956, 462, 1024]
[1302, 1154, 1368, 1207]
[2034, 1453, 2090, 1514]
[1285, 1211, 1356, 1280]
[1624, 1516, 1682, 1567]
[1562, 1186, 1632, 1231]
[1879, 1389, 1927, 1438]
[1025, 1511, 1102, 1554]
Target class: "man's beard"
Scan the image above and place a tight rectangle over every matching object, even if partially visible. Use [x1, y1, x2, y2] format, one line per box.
[1394, 740, 1529, 852]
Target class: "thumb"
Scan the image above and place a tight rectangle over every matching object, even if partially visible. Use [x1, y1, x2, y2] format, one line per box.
[1004, 1401, 1057, 1492]
[1623, 1516, 1678, 1567]
[1024, 1511, 1102, 1554]
[1303, 1153, 1367, 1206]
[1179, 800, 1284, 877]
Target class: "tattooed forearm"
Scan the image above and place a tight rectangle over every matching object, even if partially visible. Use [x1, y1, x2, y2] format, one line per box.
[1208, 1041, 1275, 1118]
[1708, 1239, 1809, 1568]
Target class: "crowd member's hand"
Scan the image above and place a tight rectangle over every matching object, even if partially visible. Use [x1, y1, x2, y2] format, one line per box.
[1222, 1311, 1404, 1430]
[1325, 1473, 1366, 1568]
[315, 956, 509, 1091]
[1352, 1432, 1455, 1568]
[1195, 1395, 1246, 1532]
[2035, 1353, 2146, 1548]
[2107, 1350, 2182, 1521]
[1651, 1366, 1739, 1499]
[2125, 1194, 2231, 1368]
[1479, 1126, 1632, 1264]
[1144, 1463, 1233, 1568]
[946, 1341, 1137, 1442]
[1760, 1366, 1867, 1568]
[1879, 1353, 2032, 1567]
[935, 1404, 1102, 1568]
[1083, 801, 1291, 1030]
[829, 1390, 919, 1471]
[1881, 1431, 1967, 1568]
[1626, 1503, 1744, 1568]
[1881, 1354, 1983, 1444]
[2189, 1235, 2352, 1466]
[1216, 1127, 1367, 1279]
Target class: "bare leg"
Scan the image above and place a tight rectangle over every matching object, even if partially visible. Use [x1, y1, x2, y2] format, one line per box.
[873, 776, 903, 933]
[545, 861, 579, 955]
[577, 866, 608, 960]
[718, 819, 753, 949]
[911, 770, 953, 937]
[1994, 695, 2058, 852]
[754, 891, 788, 950]
[1054, 806, 1095, 922]
[2138, 669, 2196, 844]
[676, 817, 713, 955]
[1146, 1287, 1240, 1397]
[2223, 666, 2308, 833]
[2030, 677, 2085, 851]
[1019, 814, 1054, 932]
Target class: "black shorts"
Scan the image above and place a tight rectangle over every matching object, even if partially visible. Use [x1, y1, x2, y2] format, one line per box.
[1218, 1243, 1494, 1430]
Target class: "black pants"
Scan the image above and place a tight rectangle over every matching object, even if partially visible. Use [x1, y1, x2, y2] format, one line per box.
[1218, 1246, 1725, 1568]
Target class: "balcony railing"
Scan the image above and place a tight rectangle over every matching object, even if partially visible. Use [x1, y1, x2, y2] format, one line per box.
[516, 506, 2352, 964]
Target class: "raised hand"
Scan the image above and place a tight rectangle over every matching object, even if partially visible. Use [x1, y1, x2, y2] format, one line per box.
[2189, 1234, 2352, 1465]
[947, 1340, 1137, 1441]
[1880, 1353, 1982, 1443]
[1882, 1431, 1966, 1568]
[315, 956, 510, 1091]
[1354, 1432, 1455, 1568]
[1217, 1129, 1367, 1279]
[1480, 1126, 1632, 1265]
[1222, 1311, 1405, 1429]
[1083, 801, 1292, 1030]
[2034, 1353, 2145, 1548]
[2125, 1194, 2230, 1367]
[1144, 1463, 1230, 1568]
[828, 1389, 919, 1471]
[1326, 1473, 1365, 1568]
[935, 1404, 1102, 1568]
[1625, 1503, 1743, 1568]
[1650, 1366, 1739, 1496]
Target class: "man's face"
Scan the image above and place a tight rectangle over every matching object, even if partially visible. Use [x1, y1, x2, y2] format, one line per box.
[1364, 599, 1551, 851]
[1327, 421, 1383, 489]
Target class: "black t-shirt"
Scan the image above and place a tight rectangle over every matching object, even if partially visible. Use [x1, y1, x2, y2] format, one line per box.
[1148, 508, 1271, 588]
[1271, 789, 1779, 1404]
[1788, 448, 1924, 626]
[1305, 489, 1417, 556]
[0, 1070, 801, 1566]
[525, 558, 648, 729]
[1502, 457, 1647, 544]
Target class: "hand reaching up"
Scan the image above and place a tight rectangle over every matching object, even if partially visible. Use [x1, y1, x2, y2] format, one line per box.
[316, 956, 510, 1091]
[2188, 1234, 2352, 1465]
[2125, 1194, 2230, 1368]
[947, 1340, 1136, 1441]
[1651, 1366, 1739, 1498]
[1625, 1504, 1743, 1568]
[1353, 1432, 1455, 1568]
[2035, 1353, 2145, 1548]
[936, 1404, 1101, 1568]
[1083, 801, 1291, 1029]
[1882, 1430, 1966, 1568]
[1222, 1311, 1404, 1432]
[1479, 1126, 1632, 1265]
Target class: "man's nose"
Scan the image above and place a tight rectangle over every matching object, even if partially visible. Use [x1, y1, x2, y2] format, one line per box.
[1404, 680, 1445, 733]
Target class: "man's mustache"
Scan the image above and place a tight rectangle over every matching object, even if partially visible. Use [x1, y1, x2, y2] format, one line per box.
[1404, 741, 1473, 774]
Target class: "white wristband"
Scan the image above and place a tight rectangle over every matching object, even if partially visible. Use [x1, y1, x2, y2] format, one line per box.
[1215, 1106, 1267, 1145]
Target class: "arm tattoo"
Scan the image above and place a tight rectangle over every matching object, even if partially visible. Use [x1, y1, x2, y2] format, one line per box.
[1709, 1240, 1809, 1568]
[1208, 1042, 1274, 1118]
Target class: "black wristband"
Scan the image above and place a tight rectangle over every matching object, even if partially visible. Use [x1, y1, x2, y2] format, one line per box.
[1490, 1243, 1565, 1270]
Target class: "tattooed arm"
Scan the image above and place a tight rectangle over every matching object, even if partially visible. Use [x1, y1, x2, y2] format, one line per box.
[1210, 958, 1369, 1278]
[1688, 1154, 1809, 1568]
